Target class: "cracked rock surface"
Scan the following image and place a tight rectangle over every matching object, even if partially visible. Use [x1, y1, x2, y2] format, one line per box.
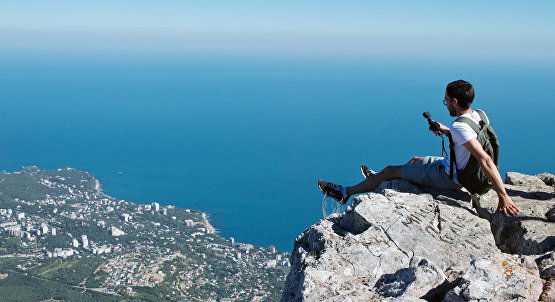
[281, 172, 555, 302]
[443, 253, 542, 302]
[473, 172, 555, 255]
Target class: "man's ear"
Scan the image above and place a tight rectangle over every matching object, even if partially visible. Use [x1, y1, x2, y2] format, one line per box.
[452, 98, 458, 105]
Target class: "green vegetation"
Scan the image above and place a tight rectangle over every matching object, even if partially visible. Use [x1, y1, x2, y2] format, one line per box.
[0, 256, 20, 269]
[0, 269, 120, 302]
[0, 167, 289, 301]
[30, 256, 105, 285]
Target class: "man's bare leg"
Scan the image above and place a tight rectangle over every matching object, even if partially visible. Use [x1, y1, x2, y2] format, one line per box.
[319, 157, 420, 202]
[346, 165, 402, 196]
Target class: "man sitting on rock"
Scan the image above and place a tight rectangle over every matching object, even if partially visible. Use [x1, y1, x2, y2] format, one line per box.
[318, 79, 520, 216]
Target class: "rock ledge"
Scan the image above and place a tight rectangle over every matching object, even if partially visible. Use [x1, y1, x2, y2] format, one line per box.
[281, 172, 555, 302]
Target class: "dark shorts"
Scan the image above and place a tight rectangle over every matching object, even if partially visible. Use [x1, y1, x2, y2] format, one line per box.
[401, 156, 462, 191]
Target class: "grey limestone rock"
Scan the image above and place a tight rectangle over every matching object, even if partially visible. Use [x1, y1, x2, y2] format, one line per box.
[472, 173, 555, 254]
[281, 180, 497, 302]
[375, 256, 450, 300]
[537, 252, 555, 279]
[282, 172, 555, 301]
[537, 252, 555, 301]
[547, 206, 555, 222]
[506, 172, 548, 187]
[537, 173, 555, 187]
[443, 253, 543, 302]
[542, 278, 555, 302]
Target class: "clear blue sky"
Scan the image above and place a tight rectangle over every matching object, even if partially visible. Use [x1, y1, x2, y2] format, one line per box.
[1, 1, 554, 60]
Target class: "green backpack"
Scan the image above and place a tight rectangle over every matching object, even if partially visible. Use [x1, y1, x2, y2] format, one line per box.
[449, 110, 500, 195]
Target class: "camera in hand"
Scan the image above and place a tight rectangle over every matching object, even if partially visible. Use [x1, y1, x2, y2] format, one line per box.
[423, 111, 440, 132]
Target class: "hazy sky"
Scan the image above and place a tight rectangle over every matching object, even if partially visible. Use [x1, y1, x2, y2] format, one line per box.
[1, 1, 554, 60]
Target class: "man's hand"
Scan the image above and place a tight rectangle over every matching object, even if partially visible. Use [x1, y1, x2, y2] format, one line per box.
[496, 193, 520, 216]
[429, 122, 450, 136]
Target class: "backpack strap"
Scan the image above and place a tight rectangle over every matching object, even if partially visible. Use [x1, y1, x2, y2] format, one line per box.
[474, 109, 489, 126]
[455, 116, 481, 134]
[448, 134, 457, 180]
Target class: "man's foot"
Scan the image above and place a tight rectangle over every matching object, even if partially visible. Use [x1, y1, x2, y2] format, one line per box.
[360, 164, 377, 179]
[318, 180, 350, 205]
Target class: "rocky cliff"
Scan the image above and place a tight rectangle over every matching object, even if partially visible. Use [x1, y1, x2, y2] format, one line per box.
[281, 172, 555, 302]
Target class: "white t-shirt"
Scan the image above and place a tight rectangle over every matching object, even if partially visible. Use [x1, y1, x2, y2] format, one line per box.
[441, 110, 489, 184]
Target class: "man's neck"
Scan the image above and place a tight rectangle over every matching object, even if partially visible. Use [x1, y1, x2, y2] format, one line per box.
[456, 108, 473, 117]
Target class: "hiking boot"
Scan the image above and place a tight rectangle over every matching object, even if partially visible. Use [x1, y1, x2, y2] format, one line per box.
[318, 180, 349, 205]
[360, 164, 377, 179]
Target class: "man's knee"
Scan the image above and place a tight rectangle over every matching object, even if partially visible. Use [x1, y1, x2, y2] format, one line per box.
[408, 156, 424, 164]
[381, 165, 402, 179]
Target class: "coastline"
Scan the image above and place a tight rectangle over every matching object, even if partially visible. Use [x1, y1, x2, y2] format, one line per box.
[0, 166, 290, 300]
[3, 166, 262, 250]
[201, 213, 217, 234]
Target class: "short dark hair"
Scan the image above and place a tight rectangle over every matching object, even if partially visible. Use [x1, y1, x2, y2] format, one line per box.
[446, 80, 474, 110]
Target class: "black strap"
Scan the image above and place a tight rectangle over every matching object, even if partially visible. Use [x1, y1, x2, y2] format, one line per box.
[441, 135, 448, 158]
[448, 134, 457, 180]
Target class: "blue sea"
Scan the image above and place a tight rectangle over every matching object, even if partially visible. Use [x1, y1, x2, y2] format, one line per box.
[1, 53, 554, 251]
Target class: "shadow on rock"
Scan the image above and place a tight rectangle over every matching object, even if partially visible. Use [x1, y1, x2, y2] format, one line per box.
[506, 187, 555, 201]
[375, 268, 416, 297]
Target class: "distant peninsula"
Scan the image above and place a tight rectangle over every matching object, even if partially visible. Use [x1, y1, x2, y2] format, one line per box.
[0, 166, 290, 301]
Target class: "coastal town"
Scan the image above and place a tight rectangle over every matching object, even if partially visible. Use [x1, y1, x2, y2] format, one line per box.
[0, 166, 290, 301]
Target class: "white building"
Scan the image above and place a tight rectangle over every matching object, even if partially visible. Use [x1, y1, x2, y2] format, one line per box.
[0, 222, 17, 228]
[81, 235, 89, 248]
[41, 224, 48, 235]
[109, 226, 125, 237]
[152, 202, 160, 212]
[266, 259, 277, 268]
[5, 225, 23, 237]
[239, 244, 254, 254]
[53, 248, 74, 258]
[93, 245, 111, 255]
[121, 213, 130, 222]
[51, 228, 57, 236]
[72, 238, 79, 248]
[16, 212, 25, 220]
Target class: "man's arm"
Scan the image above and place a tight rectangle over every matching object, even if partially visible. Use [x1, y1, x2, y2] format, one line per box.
[431, 122, 451, 136]
[463, 139, 520, 216]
